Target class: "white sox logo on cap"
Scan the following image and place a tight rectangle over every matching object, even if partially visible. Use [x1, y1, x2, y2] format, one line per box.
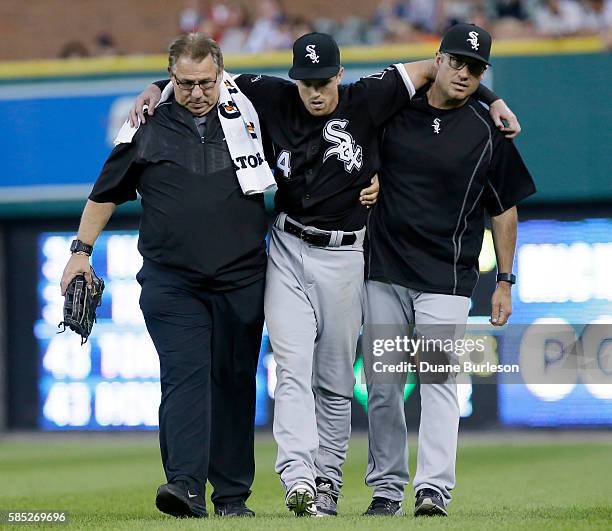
[467, 31, 479, 50]
[305, 44, 320, 64]
[432, 118, 441, 135]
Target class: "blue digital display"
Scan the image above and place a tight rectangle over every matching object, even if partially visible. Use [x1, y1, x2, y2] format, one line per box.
[37, 231, 273, 430]
[498, 218, 612, 426]
[37, 219, 612, 430]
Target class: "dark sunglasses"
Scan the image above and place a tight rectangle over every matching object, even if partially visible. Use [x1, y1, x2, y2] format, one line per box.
[443, 53, 487, 76]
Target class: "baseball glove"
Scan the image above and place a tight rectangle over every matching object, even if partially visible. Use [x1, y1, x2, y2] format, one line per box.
[58, 269, 105, 344]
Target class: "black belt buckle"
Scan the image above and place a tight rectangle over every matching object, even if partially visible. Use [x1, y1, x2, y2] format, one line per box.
[300, 226, 328, 247]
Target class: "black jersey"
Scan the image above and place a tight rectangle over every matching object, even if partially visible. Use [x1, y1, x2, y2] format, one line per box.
[367, 91, 536, 297]
[90, 100, 267, 290]
[234, 65, 415, 231]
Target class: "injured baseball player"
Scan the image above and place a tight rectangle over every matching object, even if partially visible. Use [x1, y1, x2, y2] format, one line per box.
[130, 31, 520, 517]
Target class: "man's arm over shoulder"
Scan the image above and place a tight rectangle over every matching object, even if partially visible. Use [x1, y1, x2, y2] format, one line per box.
[402, 60, 521, 138]
[128, 80, 170, 126]
[233, 73, 293, 118]
[352, 64, 418, 128]
[401, 59, 437, 91]
[474, 84, 521, 139]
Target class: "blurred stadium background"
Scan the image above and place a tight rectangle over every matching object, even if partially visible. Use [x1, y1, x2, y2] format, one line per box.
[0, 0, 611, 527]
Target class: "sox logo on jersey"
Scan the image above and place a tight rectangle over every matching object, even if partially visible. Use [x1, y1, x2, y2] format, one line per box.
[323, 119, 363, 172]
[432, 118, 441, 134]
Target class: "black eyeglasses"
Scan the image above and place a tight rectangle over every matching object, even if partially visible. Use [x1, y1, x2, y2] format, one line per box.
[172, 74, 218, 91]
[443, 53, 487, 76]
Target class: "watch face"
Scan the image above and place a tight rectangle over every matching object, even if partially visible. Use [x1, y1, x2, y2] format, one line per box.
[71, 240, 91, 254]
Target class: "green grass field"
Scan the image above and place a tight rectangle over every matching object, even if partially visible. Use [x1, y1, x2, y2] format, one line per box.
[0, 434, 611, 530]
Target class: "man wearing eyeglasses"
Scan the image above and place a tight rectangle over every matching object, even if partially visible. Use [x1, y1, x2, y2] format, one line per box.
[130, 30, 520, 518]
[61, 34, 271, 518]
[362, 24, 536, 517]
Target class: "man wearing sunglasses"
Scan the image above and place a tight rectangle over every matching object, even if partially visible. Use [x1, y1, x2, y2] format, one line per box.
[130, 30, 520, 518]
[362, 24, 536, 517]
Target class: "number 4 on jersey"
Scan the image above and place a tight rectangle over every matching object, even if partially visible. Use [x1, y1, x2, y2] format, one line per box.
[276, 150, 291, 179]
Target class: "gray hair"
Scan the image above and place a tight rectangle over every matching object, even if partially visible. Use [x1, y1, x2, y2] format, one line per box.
[168, 33, 224, 74]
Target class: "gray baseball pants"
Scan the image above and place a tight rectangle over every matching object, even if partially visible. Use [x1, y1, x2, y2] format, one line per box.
[265, 213, 365, 497]
[363, 280, 470, 506]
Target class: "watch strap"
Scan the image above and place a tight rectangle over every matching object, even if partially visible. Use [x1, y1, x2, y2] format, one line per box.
[496, 272, 516, 285]
[70, 239, 93, 256]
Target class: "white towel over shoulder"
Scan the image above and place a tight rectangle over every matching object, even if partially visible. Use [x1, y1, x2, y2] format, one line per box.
[114, 73, 275, 195]
[217, 71, 275, 195]
[113, 82, 174, 145]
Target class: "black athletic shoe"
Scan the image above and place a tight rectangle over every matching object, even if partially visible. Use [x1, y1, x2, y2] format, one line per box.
[414, 488, 448, 517]
[155, 481, 208, 518]
[363, 497, 403, 516]
[315, 478, 338, 517]
[214, 500, 255, 517]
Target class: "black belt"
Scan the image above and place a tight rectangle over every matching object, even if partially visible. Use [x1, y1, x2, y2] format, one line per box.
[282, 217, 357, 247]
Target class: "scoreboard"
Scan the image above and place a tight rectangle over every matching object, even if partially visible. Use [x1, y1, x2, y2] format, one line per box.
[37, 231, 274, 430]
[33, 217, 612, 430]
[498, 218, 612, 426]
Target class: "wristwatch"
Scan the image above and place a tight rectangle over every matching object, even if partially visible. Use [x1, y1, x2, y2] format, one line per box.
[70, 239, 93, 256]
[496, 273, 516, 285]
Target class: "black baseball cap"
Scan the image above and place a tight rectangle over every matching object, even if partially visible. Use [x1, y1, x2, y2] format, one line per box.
[288, 32, 341, 80]
[439, 23, 492, 65]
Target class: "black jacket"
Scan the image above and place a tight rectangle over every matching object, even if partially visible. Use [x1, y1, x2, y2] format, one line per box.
[90, 99, 268, 290]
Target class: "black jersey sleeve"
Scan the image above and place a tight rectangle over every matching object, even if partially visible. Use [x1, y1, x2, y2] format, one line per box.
[483, 134, 536, 216]
[234, 74, 292, 120]
[352, 64, 416, 128]
[474, 84, 500, 106]
[89, 134, 143, 205]
[153, 79, 171, 91]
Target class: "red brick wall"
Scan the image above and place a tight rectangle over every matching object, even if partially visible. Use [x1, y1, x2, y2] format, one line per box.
[0, 0, 376, 60]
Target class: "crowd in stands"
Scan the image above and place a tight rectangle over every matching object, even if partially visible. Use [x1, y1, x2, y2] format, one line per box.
[58, 0, 612, 58]
[59, 33, 121, 59]
[180, 0, 612, 52]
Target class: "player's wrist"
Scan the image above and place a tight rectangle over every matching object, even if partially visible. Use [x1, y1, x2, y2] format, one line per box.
[496, 282, 512, 292]
[496, 272, 516, 285]
[71, 239, 93, 256]
[495, 280, 513, 293]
